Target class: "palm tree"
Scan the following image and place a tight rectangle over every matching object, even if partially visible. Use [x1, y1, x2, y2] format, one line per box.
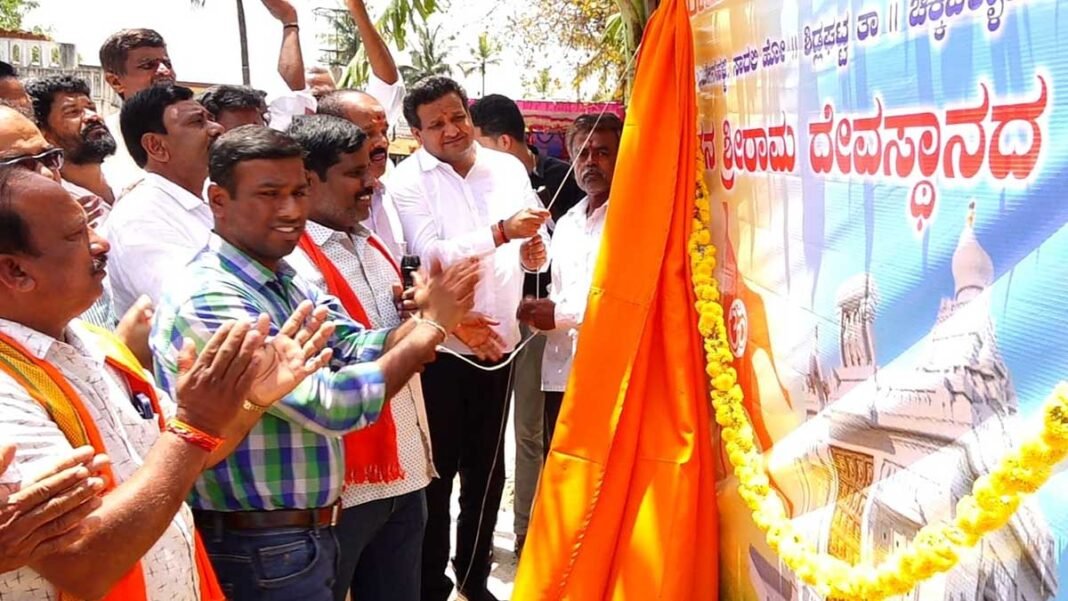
[458, 32, 501, 97]
[190, 0, 251, 85]
[523, 67, 559, 99]
[399, 21, 453, 88]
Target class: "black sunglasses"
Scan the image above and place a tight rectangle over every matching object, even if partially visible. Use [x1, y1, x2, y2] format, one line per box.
[0, 147, 65, 173]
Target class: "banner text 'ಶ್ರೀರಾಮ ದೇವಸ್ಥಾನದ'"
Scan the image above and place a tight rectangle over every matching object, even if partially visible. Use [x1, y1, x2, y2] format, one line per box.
[690, 0, 1067, 599]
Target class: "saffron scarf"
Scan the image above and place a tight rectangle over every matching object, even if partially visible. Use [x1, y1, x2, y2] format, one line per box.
[296, 231, 405, 484]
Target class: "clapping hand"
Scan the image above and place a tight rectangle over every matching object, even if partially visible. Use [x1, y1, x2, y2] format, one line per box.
[413, 258, 480, 331]
[247, 301, 336, 407]
[0, 446, 107, 573]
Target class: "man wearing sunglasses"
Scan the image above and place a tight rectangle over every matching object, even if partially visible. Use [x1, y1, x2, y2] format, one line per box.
[0, 105, 63, 183]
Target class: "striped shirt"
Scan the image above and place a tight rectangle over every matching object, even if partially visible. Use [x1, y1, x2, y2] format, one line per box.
[150, 234, 392, 511]
[286, 222, 435, 508]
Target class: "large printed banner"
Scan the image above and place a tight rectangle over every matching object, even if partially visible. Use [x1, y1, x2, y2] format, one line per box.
[689, 0, 1068, 598]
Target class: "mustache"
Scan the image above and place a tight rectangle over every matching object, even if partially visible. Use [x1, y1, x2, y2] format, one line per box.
[370, 147, 388, 159]
[81, 123, 109, 137]
[356, 187, 374, 200]
[581, 168, 605, 180]
[91, 254, 108, 273]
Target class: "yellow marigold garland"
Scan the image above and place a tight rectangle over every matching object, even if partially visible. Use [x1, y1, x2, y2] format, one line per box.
[688, 154, 1068, 600]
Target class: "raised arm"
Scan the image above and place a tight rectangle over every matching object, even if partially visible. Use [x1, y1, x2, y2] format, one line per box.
[261, 0, 307, 91]
[345, 0, 399, 85]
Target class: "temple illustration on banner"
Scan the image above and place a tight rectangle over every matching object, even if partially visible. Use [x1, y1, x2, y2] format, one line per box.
[746, 205, 1059, 601]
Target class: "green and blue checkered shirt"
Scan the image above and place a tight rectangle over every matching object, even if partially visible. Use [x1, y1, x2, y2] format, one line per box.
[150, 234, 391, 511]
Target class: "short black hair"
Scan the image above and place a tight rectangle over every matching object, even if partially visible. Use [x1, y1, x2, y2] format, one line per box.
[285, 114, 366, 181]
[566, 113, 624, 155]
[197, 84, 267, 117]
[0, 167, 41, 256]
[120, 83, 193, 168]
[26, 74, 92, 128]
[209, 125, 305, 194]
[0, 61, 17, 80]
[99, 28, 166, 75]
[469, 94, 525, 142]
[402, 76, 468, 130]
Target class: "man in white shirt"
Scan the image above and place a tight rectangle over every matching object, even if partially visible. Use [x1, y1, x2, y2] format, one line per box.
[391, 76, 550, 601]
[98, 1, 307, 193]
[517, 113, 622, 447]
[0, 167, 325, 600]
[98, 28, 176, 196]
[101, 84, 224, 316]
[285, 114, 434, 601]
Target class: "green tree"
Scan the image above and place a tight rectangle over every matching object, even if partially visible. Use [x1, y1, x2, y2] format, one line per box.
[0, 0, 39, 31]
[458, 32, 501, 97]
[509, 0, 658, 103]
[398, 21, 453, 88]
[336, 0, 442, 89]
[523, 67, 560, 99]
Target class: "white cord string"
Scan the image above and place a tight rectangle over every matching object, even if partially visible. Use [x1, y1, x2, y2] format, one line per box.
[452, 44, 642, 594]
[434, 331, 540, 372]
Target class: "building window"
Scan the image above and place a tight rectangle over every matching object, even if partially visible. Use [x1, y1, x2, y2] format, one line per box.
[50, 46, 60, 67]
[30, 45, 41, 66]
[11, 44, 21, 66]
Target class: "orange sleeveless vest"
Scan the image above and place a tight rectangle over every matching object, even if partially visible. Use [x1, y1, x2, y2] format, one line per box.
[0, 323, 224, 601]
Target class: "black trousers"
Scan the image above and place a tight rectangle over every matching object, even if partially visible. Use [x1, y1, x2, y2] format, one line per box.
[420, 353, 512, 601]
[543, 391, 565, 459]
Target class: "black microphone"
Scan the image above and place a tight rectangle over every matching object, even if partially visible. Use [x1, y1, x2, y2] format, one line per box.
[401, 253, 421, 290]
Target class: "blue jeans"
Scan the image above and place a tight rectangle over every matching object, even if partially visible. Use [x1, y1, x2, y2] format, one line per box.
[333, 489, 428, 601]
[197, 517, 339, 601]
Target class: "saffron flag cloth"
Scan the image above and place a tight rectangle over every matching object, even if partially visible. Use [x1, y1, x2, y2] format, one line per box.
[513, 0, 719, 598]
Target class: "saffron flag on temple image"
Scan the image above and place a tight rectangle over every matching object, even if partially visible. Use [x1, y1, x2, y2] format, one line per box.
[513, 0, 719, 598]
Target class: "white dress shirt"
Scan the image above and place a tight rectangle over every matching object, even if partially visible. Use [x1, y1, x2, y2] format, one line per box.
[541, 197, 608, 392]
[101, 173, 214, 316]
[391, 144, 546, 355]
[285, 221, 435, 507]
[0, 318, 199, 601]
[101, 112, 144, 198]
[361, 163, 405, 259]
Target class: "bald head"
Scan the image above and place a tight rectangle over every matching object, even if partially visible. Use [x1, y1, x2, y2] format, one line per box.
[317, 90, 391, 178]
[0, 107, 60, 182]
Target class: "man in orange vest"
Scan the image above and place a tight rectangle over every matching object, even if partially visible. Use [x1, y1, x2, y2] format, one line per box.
[0, 167, 332, 600]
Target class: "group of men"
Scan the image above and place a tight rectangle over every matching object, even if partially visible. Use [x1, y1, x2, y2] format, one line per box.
[0, 0, 622, 600]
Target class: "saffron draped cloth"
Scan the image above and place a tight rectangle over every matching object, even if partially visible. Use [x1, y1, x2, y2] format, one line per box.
[513, 0, 719, 598]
